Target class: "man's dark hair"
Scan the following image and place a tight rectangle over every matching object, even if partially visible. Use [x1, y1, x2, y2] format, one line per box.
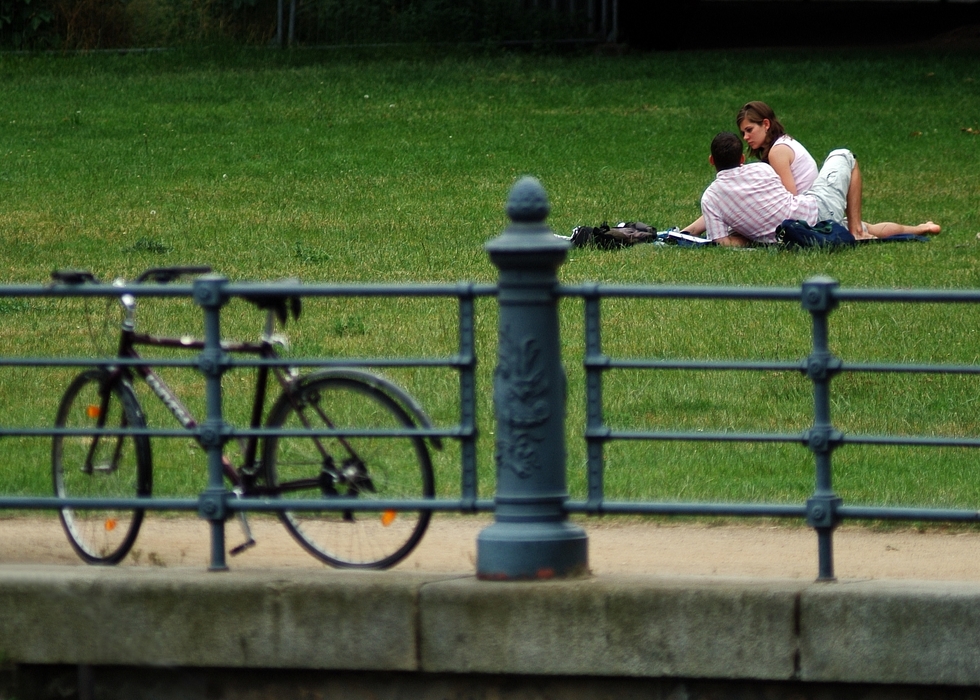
[711, 132, 743, 171]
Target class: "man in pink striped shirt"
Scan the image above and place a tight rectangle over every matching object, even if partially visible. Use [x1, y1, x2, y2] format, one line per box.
[698, 132, 939, 246]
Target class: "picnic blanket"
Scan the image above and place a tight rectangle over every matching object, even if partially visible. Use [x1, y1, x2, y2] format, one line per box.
[559, 219, 930, 250]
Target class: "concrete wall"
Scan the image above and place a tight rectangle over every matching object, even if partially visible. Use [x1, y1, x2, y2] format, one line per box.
[3, 565, 980, 698]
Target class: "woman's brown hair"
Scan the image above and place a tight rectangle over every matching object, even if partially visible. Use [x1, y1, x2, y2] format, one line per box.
[736, 101, 787, 162]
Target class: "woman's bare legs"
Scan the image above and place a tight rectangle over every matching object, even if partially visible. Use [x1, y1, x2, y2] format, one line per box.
[842, 159, 941, 238]
[864, 221, 942, 238]
[845, 161, 863, 237]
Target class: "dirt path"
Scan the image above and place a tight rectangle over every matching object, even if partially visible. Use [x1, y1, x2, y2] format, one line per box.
[4, 515, 980, 581]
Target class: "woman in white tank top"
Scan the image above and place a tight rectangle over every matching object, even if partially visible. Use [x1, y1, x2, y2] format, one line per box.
[736, 101, 818, 195]
[680, 101, 819, 235]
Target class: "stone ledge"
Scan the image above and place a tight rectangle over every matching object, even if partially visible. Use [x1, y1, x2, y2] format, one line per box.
[800, 579, 980, 685]
[4, 566, 980, 686]
[0, 566, 460, 670]
[420, 575, 804, 679]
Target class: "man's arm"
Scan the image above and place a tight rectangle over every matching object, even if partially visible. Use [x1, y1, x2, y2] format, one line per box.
[701, 178, 766, 247]
[701, 190, 733, 242]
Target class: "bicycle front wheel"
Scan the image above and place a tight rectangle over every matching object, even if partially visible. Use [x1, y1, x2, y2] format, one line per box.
[262, 375, 434, 569]
[52, 370, 152, 565]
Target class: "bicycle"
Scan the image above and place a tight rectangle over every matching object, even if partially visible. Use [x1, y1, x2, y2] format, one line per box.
[49, 266, 438, 569]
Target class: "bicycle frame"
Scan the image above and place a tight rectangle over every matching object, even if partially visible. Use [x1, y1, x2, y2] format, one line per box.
[110, 292, 294, 491]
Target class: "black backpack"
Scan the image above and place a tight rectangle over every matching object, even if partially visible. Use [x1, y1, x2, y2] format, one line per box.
[570, 222, 657, 249]
[775, 220, 856, 248]
[775, 219, 930, 248]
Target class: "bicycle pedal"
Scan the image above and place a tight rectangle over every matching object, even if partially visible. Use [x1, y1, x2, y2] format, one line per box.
[229, 538, 256, 556]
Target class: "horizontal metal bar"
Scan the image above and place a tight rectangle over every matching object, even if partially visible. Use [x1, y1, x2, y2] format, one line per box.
[836, 289, 980, 304]
[228, 426, 469, 440]
[558, 283, 980, 305]
[566, 501, 980, 523]
[0, 496, 495, 513]
[598, 429, 805, 444]
[592, 430, 980, 448]
[0, 355, 471, 371]
[590, 357, 804, 372]
[0, 357, 200, 368]
[564, 500, 807, 517]
[0, 282, 498, 299]
[224, 498, 495, 513]
[559, 283, 801, 302]
[225, 356, 470, 370]
[1, 427, 200, 438]
[590, 358, 980, 375]
[224, 282, 498, 298]
[0, 284, 199, 298]
[0, 356, 480, 373]
[842, 362, 980, 375]
[2, 426, 463, 440]
[13, 281, 980, 304]
[0, 497, 199, 510]
[838, 506, 980, 522]
[840, 434, 980, 448]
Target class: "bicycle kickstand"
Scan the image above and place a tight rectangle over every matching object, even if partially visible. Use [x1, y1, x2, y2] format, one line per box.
[229, 488, 257, 556]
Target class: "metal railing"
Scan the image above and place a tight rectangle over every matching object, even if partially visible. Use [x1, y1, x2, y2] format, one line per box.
[0, 177, 977, 581]
[0, 277, 498, 571]
[562, 279, 980, 580]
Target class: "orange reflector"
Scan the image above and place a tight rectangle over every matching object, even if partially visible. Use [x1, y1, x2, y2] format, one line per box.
[86, 405, 101, 419]
[104, 518, 117, 532]
[381, 510, 397, 527]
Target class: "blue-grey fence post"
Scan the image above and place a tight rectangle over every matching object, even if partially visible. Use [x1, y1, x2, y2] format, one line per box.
[801, 275, 843, 582]
[477, 176, 589, 580]
[193, 275, 230, 572]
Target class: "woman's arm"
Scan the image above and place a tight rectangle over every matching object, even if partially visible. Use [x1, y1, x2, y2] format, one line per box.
[681, 215, 706, 235]
[767, 143, 798, 194]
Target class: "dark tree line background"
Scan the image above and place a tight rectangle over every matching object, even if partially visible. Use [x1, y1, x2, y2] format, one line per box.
[1, 0, 976, 50]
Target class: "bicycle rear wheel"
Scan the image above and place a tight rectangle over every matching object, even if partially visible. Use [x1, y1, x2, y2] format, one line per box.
[52, 370, 152, 564]
[262, 374, 434, 569]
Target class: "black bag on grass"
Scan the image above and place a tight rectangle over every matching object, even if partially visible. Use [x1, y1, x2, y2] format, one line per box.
[571, 222, 657, 249]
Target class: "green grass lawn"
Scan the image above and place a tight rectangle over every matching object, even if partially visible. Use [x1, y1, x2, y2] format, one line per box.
[1, 46, 979, 514]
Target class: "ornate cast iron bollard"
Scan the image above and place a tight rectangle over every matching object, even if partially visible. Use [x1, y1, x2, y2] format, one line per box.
[477, 177, 589, 580]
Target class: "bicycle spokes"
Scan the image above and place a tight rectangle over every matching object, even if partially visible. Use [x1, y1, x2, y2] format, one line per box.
[262, 374, 433, 568]
[53, 369, 150, 565]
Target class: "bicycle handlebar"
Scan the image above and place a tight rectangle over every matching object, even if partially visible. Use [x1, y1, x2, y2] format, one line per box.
[50, 265, 300, 325]
[51, 266, 213, 286]
[50, 269, 99, 285]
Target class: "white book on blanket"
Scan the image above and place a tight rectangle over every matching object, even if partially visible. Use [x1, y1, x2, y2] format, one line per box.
[665, 229, 711, 245]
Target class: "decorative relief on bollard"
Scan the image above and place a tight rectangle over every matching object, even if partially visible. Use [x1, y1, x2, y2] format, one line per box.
[478, 176, 589, 581]
[495, 330, 551, 479]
